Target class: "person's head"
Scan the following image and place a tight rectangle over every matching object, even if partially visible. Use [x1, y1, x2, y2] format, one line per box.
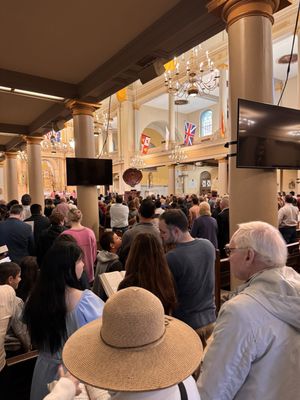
[155, 199, 161, 209]
[116, 195, 123, 204]
[60, 197, 67, 203]
[49, 211, 65, 226]
[9, 204, 23, 218]
[199, 201, 211, 216]
[285, 194, 293, 204]
[228, 221, 287, 281]
[16, 256, 38, 301]
[67, 208, 82, 224]
[21, 194, 31, 206]
[159, 209, 188, 244]
[122, 233, 177, 314]
[220, 196, 229, 210]
[139, 199, 155, 219]
[63, 287, 202, 392]
[192, 197, 199, 205]
[45, 198, 54, 207]
[100, 231, 122, 253]
[30, 203, 42, 215]
[7, 199, 19, 211]
[23, 241, 84, 353]
[0, 262, 21, 289]
[290, 191, 295, 196]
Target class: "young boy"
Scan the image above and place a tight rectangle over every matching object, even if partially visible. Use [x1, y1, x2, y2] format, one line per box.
[0, 262, 30, 357]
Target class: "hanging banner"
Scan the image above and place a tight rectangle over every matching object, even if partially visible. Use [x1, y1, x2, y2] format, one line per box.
[140, 134, 151, 154]
[45, 130, 61, 143]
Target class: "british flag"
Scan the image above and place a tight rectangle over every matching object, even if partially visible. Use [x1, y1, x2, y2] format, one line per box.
[184, 121, 196, 146]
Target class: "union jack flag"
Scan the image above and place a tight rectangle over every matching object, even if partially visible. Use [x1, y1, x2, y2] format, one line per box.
[184, 121, 196, 146]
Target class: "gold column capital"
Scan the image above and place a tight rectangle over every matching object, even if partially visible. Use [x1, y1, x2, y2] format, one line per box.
[207, 0, 291, 28]
[66, 100, 101, 117]
[216, 157, 228, 163]
[24, 136, 44, 145]
[5, 151, 18, 159]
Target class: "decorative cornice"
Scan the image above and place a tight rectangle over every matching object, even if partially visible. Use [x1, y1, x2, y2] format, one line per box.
[5, 151, 18, 159]
[207, 0, 291, 28]
[66, 100, 101, 117]
[24, 136, 44, 145]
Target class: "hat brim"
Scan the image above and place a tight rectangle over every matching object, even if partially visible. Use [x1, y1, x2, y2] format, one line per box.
[63, 316, 202, 392]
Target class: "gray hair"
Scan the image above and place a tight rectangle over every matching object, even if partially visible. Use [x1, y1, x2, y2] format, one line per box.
[231, 221, 287, 268]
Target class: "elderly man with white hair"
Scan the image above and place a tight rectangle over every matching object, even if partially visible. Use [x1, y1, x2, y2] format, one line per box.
[198, 221, 300, 400]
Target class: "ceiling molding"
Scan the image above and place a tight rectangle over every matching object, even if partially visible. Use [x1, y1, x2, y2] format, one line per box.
[0, 123, 28, 134]
[28, 103, 71, 135]
[0, 69, 77, 99]
[5, 135, 25, 151]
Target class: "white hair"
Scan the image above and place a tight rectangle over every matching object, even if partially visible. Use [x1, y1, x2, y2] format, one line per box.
[231, 221, 287, 268]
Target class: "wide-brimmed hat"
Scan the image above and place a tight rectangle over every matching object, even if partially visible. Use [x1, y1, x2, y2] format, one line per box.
[63, 287, 202, 392]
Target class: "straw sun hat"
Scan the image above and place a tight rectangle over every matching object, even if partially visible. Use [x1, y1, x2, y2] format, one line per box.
[63, 287, 203, 392]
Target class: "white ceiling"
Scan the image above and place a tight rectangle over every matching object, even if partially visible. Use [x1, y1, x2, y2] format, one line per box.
[144, 93, 217, 114]
[144, 34, 298, 114]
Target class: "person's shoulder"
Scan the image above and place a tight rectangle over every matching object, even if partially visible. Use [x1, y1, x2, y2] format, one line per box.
[0, 284, 15, 300]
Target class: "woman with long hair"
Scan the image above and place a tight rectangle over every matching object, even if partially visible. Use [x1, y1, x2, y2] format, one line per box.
[118, 233, 177, 315]
[62, 208, 97, 284]
[23, 241, 104, 400]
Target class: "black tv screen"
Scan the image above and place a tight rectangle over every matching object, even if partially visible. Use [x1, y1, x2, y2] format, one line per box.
[237, 99, 300, 169]
[66, 158, 113, 185]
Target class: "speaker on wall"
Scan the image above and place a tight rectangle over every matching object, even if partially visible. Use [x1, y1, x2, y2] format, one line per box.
[139, 60, 165, 84]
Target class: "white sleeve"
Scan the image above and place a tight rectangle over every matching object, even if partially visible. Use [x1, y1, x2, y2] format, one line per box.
[197, 299, 257, 400]
[44, 378, 76, 400]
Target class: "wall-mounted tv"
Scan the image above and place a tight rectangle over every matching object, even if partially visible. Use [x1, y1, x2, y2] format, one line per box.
[66, 158, 113, 186]
[237, 99, 300, 170]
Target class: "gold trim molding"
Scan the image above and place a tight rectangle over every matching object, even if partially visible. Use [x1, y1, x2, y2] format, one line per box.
[24, 136, 44, 145]
[5, 151, 18, 159]
[207, 0, 291, 28]
[66, 100, 101, 117]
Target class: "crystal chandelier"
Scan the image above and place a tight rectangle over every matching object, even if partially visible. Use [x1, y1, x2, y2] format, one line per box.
[164, 46, 220, 98]
[130, 153, 145, 169]
[169, 145, 187, 164]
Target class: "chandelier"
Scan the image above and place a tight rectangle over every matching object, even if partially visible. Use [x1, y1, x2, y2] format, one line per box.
[164, 46, 220, 98]
[130, 153, 145, 169]
[17, 150, 28, 161]
[169, 145, 187, 164]
[41, 130, 73, 153]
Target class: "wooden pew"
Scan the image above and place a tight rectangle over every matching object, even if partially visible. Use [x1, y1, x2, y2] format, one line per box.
[6, 350, 38, 399]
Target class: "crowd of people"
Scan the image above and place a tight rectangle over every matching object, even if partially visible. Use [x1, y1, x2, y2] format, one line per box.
[0, 189, 299, 400]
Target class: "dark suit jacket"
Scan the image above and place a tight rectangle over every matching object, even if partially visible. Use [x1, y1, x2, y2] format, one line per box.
[25, 214, 50, 245]
[217, 208, 230, 257]
[0, 217, 35, 263]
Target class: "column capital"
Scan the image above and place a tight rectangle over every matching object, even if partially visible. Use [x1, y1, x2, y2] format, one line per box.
[5, 151, 18, 159]
[66, 100, 101, 117]
[216, 157, 228, 163]
[24, 136, 44, 145]
[207, 0, 291, 28]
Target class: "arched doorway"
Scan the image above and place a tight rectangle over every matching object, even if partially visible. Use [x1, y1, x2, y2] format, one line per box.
[200, 171, 211, 194]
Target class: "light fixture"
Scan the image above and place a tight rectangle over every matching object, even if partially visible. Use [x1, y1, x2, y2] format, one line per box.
[17, 150, 28, 161]
[164, 46, 220, 99]
[130, 153, 145, 169]
[169, 145, 187, 164]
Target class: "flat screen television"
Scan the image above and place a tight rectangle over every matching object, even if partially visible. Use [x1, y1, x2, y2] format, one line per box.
[237, 98, 300, 169]
[66, 158, 113, 185]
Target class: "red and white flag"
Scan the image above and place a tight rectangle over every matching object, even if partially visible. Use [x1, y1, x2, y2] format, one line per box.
[140, 134, 151, 154]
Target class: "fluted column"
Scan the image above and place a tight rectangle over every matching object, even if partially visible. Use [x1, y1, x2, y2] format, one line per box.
[25, 137, 44, 206]
[217, 158, 228, 196]
[0, 161, 5, 201]
[5, 152, 19, 201]
[67, 100, 100, 239]
[218, 64, 228, 138]
[168, 93, 176, 146]
[168, 164, 176, 195]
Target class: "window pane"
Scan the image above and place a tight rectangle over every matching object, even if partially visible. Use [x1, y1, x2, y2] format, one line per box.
[200, 110, 213, 137]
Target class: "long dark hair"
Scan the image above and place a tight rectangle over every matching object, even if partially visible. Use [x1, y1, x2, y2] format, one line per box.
[16, 256, 38, 301]
[118, 233, 177, 314]
[23, 241, 83, 353]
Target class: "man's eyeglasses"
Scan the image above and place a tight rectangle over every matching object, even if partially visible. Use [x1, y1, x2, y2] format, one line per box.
[224, 245, 248, 257]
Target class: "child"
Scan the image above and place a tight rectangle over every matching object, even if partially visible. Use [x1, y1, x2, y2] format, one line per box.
[0, 262, 30, 357]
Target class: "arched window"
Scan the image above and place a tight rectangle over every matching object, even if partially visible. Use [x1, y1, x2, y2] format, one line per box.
[200, 110, 213, 137]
